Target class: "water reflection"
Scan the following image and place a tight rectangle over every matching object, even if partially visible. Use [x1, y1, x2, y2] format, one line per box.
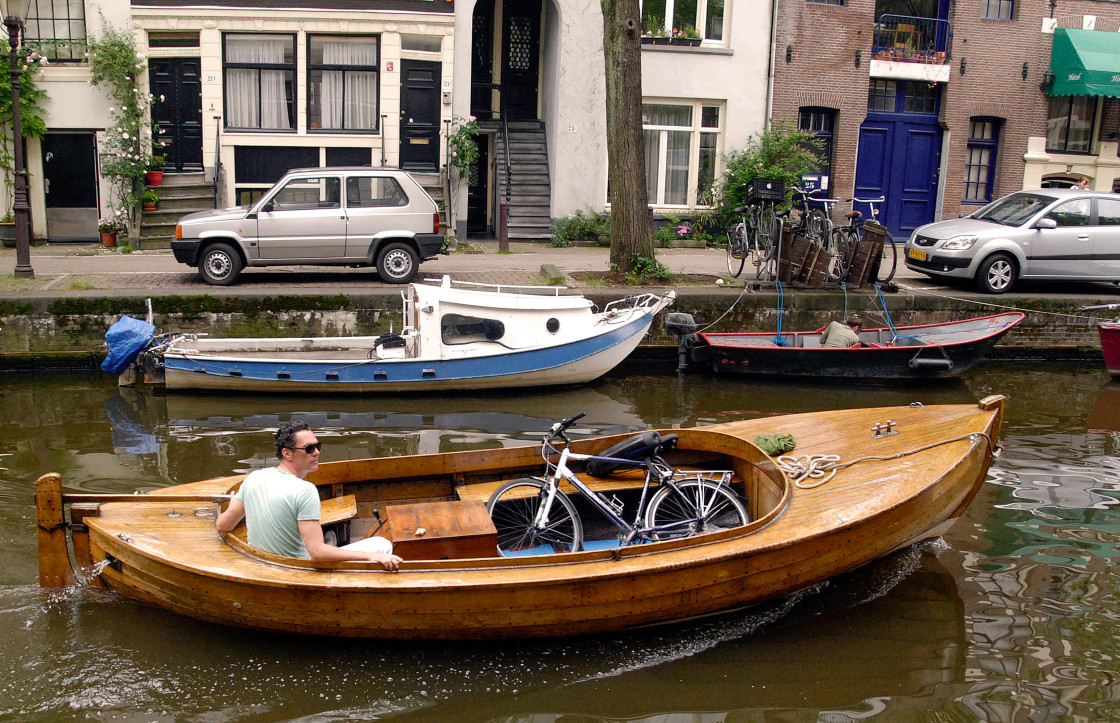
[3, 363, 1120, 720]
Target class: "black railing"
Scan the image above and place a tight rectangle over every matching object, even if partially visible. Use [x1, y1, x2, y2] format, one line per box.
[872, 15, 952, 64]
[471, 81, 512, 202]
[212, 115, 222, 206]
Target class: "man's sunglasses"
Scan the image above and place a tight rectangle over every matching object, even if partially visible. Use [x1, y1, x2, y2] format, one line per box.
[287, 442, 322, 454]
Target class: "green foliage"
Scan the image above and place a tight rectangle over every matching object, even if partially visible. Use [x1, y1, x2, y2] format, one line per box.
[653, 214, 715, 247]
[642, 16, 667, 36]
[447, 115, 479, 178]
[551, 209, 612, 247]
[147, 154, 166, 171]
[88, 23, 160, 220]
[0, 39, 48, 215]
[142, 189, 159, 204]
[713, 119, 824, 225]
[627, 253, 672, 283]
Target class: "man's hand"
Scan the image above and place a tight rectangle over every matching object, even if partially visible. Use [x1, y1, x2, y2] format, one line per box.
[369, 552, 403, 571]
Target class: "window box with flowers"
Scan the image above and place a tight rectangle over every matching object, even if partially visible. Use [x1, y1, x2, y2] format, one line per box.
[98, 215, 127, 247]
[641, 17, 670, 44]
[670, 27, 702, 47]
[653, 215, 712, 248]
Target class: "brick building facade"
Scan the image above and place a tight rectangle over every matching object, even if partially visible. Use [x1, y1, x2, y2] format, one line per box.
[770, 0, 1120, 236]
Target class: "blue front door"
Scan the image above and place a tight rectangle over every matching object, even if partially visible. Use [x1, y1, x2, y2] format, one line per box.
[855, 80, 943, 239]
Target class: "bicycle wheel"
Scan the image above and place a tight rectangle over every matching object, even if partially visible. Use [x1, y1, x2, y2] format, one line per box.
[726, 223, 747, 278]
[643, 479, 749, 541]
[872, 229, 898, 283]
[487, 478, 583, 555]
[762, 205, 780, 261]
[826, 228, 854, 282]
[807, 208, 832, 246]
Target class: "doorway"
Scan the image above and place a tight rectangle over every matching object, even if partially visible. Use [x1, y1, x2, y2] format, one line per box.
[41, 133, 98, 242]
[148, 58, 204, 172]
[854, 80, 942, 238]
[400, 60, 441, 172]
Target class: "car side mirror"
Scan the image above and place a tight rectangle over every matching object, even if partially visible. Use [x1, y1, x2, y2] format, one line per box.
[1035, 218, 1058, 230]
[260, 200, 274, 213]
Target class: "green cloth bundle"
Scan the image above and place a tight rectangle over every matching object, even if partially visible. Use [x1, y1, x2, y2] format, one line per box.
[753, 433, 796, 456]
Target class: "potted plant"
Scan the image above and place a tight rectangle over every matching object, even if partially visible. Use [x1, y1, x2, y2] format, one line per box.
[142, 188, 159, 211]
[98, 214, 127, 248]
[672, 26, 702, 47]
[642, 17, 669, 44]
[0, 212, 14, 248]
[146, 154, 166, 186]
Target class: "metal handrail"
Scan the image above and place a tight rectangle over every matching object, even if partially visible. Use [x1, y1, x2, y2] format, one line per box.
[872, 14, 952, 62]
[212, 115, 222, 206]
[471, 81, 512, 202]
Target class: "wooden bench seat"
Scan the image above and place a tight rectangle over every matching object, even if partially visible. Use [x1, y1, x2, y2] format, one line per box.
[320, 494, 357, 526]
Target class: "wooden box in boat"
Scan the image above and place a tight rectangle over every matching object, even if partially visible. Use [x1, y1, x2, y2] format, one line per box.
[36, 396, 1005, 639]
[385, 500, 498, 561]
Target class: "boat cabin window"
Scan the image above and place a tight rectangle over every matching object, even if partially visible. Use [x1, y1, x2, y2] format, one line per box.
[442, 314, 506, 344]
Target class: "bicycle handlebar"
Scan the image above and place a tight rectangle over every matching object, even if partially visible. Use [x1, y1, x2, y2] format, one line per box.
[547, 412, 586, 443]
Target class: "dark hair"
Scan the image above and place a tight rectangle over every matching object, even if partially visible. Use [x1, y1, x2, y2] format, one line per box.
[275, 420, 311, 458]
[845, 314, 863, 328]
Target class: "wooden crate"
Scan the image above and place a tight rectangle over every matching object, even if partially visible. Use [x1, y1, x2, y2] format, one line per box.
[849, 222, 887, 287]
[385, 499, 498, 560]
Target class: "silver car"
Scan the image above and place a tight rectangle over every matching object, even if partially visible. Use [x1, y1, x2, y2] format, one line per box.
[905, 189, 1120, 293]
[172, 167, 446, 285]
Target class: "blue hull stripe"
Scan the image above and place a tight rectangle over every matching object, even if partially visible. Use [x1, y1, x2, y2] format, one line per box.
[165, 315, 653, 385]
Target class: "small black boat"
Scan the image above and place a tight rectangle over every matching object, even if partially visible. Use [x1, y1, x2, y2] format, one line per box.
[677, 312, 1024, 380]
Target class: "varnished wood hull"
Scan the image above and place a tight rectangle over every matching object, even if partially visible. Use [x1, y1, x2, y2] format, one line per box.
[49, 398, 1004, 639]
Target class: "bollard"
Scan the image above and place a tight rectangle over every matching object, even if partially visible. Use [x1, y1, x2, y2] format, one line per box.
[499, 202, 509, 252]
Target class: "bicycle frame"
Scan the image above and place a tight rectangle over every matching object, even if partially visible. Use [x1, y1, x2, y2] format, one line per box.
[534, 444, 734, 544]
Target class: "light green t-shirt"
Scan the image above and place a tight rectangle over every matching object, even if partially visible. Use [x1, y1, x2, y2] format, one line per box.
[236, 467, 321, 559]
[820, 321, 860, 348]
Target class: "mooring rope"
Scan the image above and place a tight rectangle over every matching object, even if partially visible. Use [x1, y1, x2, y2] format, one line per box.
[893, 282, 1112, 324]
[778, 432, 998, 489]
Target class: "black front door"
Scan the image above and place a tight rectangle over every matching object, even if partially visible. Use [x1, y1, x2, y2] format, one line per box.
[41, 133, 98, 241]
[470, 1, 495, 119]
[400, 60, 440, 172]
[502, 0, 541, 121]
[149, 58, 203, 172]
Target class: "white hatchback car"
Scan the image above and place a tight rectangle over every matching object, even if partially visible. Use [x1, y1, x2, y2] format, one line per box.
[172, 167, 446, 285]
[904, 189, 1120, 293]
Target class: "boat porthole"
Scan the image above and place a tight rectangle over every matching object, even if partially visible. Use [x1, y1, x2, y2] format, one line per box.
[547, 318, 560, 333]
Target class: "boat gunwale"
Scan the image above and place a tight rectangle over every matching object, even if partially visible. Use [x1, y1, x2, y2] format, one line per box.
[697, 311, 1026, 350]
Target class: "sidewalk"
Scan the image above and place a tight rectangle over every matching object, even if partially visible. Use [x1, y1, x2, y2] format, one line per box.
[0, 239, 927, 298]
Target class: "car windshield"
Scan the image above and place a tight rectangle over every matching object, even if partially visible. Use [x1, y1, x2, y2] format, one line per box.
[970, 193, 1055, 227]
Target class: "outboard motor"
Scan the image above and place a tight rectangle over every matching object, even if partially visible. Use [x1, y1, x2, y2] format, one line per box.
[665, 312, 699, 372]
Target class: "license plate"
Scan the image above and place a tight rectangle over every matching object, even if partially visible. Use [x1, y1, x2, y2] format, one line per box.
[908, 248, 928, 262]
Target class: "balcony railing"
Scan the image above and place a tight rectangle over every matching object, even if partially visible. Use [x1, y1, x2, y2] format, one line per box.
[872, 15, 952, 65]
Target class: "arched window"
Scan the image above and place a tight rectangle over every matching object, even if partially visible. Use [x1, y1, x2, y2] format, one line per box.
[798, 107, 835, 186]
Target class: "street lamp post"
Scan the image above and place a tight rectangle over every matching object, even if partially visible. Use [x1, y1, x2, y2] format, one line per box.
[4, 0, 33, 278]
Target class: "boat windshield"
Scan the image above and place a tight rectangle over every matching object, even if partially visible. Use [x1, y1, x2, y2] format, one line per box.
[970, 193, 1055, 227]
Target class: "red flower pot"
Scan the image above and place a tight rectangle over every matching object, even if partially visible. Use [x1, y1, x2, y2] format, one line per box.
[146, 170, 164, 186]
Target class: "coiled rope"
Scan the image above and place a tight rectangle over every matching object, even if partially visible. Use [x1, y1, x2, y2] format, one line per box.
[778, 431, 998, 489]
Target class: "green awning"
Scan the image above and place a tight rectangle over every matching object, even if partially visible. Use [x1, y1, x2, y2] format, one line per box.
[1049, 27, 1120, 98]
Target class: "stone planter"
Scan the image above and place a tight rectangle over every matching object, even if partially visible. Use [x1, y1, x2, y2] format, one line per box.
[0, 221, 15, 248]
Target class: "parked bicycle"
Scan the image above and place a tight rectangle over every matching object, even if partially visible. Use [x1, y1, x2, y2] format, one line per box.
[486, 413, 749, 555]
[726, 197, 781, 279]
[786, 186, 836, 247]
[827, 196, 898, 283]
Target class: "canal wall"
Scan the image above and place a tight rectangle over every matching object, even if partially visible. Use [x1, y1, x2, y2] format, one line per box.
[0, 286, 1104, 369]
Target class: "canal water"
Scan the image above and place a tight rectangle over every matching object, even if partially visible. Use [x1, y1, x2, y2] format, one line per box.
[2, 362, 1119, 722]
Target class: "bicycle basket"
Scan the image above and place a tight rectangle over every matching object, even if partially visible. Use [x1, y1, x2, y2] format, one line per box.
[586, 431, 679, 476]
[746, 178, 785, 203]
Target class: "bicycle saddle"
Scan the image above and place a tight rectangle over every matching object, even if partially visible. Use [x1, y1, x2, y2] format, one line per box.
[846, 210, 862, 219]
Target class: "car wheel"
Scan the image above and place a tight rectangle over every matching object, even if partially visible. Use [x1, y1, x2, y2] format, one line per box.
[198, 242, 243, 286]
[975, 253, 1016, 294]
[376, 242, 419, 284]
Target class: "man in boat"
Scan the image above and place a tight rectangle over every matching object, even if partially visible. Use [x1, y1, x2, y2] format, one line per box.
[215, 421, 402, 570]
[820, 314, 863, 348]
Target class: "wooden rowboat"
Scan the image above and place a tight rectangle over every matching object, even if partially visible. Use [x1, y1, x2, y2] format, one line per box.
[36, 396, 1005, 639]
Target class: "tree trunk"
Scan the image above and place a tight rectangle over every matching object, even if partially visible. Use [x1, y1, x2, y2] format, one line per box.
[602, 0, 653, 272]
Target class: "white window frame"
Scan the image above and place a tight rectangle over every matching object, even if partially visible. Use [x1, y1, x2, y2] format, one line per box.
[641, 0, 727, 43]
[643, 99, 724, 210]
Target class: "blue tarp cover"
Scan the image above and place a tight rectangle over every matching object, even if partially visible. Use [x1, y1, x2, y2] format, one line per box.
[101, 316, 155, 374]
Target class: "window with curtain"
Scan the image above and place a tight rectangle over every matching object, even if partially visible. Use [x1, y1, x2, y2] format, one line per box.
[309, 35, 380, 132]
[641, 0, 725, 41]
[224, 34, 295, 131]
[1046, 95, 1097, 153]
[23, 0, 86, 61]
[964, 117, 1000, 204]
[643, 102, 722, 207]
